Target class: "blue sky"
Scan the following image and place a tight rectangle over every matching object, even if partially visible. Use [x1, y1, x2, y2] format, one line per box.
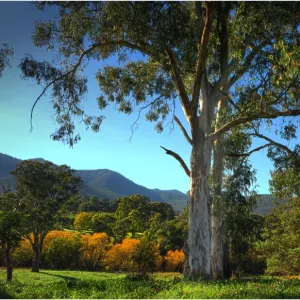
[0, 2, 297, 194]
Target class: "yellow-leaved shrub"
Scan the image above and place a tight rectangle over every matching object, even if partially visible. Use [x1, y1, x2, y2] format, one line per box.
[164, 249, 184, 272]
[80, 232, 111, 270]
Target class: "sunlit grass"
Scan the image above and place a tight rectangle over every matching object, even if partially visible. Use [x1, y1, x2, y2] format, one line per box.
[1, 269, 300, 299]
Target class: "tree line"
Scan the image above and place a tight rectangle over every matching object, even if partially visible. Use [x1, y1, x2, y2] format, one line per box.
[1, 157, 300, 281]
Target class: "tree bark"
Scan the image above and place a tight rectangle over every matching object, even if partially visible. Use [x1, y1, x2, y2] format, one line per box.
[211, 139, 226, 279]
[4, 246, 13, 282]
[211, 99, 226, 280]
[184, 95, 214, 279]
[185, 137, 212, 279]
[31, 235, 40, 272]
[223, 240, 231, 278]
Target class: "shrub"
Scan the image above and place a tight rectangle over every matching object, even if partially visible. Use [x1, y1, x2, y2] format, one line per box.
[105, 238, 162, 273]
[12, 238, 33, 267]
[45, 235, 82, 269]
[43, 230, 77, 253]
[80, 232, 111, 270]
[132, 238, 163, 275]
[105, 238, 140, 271]
[164, 249, 184, 272]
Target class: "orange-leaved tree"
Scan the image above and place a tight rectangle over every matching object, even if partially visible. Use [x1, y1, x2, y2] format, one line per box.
[80, 232, 111, 270]
[105, 238, 140, 271]
[164, 249, 185, 272]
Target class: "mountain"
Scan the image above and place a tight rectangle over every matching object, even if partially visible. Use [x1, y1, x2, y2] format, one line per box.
[253, 194, 286, 215]
[0, 153, 188, 211]
[0, 153, 284, 214]
[0, 153, 21, 177]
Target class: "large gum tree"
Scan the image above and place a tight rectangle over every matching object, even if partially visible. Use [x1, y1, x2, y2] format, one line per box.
[20, 2, 299, 279]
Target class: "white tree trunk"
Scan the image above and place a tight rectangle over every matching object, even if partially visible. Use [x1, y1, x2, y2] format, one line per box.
[211, 211, 225, 279]
[186, 138, 212, 279]
[211, 99, 226, 279]
[185, 94, 214, 279]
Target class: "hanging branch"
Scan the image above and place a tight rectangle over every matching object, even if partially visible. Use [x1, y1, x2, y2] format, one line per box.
[160, 146, 190, 177]
[174, 115, 193, 145]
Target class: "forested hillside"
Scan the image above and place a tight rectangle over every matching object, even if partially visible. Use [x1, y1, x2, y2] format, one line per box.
[0, 153, 188, 211]
[0, 153, 284, 214]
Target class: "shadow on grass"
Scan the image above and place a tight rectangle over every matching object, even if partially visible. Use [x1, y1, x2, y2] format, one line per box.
[0, 288, 12, 299]
[39, 271, 108, 290]
[39, 271, 82, 282]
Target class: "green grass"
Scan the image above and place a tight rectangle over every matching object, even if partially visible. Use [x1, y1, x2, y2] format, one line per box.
[1, 269, 300, 299]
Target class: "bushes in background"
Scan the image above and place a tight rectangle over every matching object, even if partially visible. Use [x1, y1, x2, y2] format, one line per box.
[164, 250, 184, 272]
[10, 230, 185, 273]
[80, 232, 111, 270]
[45, 235, 82, 269]
[105, 238, 140, 271]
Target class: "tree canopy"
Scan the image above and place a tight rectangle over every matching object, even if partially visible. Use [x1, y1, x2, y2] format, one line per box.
[11, 160, 81, 272]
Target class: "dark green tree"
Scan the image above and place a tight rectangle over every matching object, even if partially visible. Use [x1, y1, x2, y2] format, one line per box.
[91, 212, 115, 235]
[21, 2, 300, 278]
[0, 191, 27, 281]
[78, 196, 113, 212]
[113, 195, 150, 239]
[131, 238, 160, 277]
[256, 140, 300, 275]
[11, 160, 81, 272]
[45, 235, 82, 270]
[147, 202, 175, 221]
[115, 195, 150, 220]
[257, 198, 300, 275]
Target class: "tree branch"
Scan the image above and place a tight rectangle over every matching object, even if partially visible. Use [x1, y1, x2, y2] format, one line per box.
[160, 146, 190, 177]
[165, 45, 192, 122]
[217, 2, 229, 76]
[191, 2, 216, 112]
[195, 2, 204, 42]
[29, 39, 158, 131]
[174, 115, 193, 145]
[211, 109, 300, 140]
[227, 143, 272, 157]
[250, 132, 293, 155]
[219, 89, 242, 113]
[225, 39, 271, 90]
[130, 94, 165, 140]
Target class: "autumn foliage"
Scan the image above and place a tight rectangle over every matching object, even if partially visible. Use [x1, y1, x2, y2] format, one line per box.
[43, 230, 79, 254]
[12, 230, 181, 273]
[164, 250, 185, 272]
[104, 238, 163, 273]
[105, 238, 140, 271]
[80, 232, 111, 270]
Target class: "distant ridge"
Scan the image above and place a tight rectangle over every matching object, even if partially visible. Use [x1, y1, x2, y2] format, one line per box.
[0, 152, 283, 214]
[0, 152, 188, 211]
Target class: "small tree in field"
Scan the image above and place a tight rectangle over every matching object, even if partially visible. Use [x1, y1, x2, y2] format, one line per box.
[131, 238, 162, 277]
[11, 160, 81, 272]
[0, 191, 27, 281]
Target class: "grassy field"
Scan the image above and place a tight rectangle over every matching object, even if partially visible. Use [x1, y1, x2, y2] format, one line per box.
[1, 269, 300, 299]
